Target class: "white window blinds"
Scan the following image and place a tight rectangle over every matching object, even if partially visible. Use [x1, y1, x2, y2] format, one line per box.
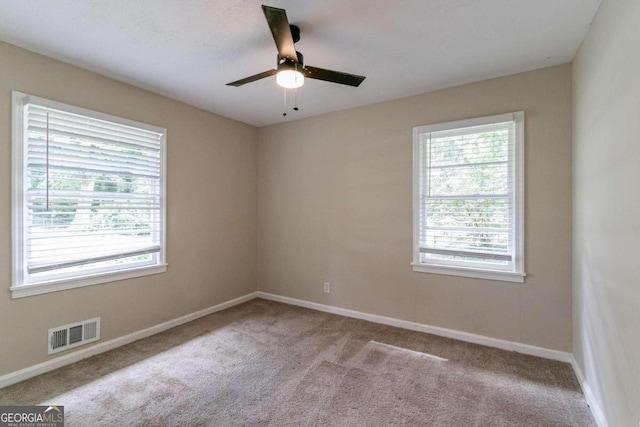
[12, 92, 166, 293]
[413, 112, 524, 281]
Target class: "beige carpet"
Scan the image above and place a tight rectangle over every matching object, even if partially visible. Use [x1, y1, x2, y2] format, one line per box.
[0, 299, 595, 426]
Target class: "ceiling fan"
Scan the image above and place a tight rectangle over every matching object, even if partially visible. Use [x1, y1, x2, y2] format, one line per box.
[226, 5, 366, 89]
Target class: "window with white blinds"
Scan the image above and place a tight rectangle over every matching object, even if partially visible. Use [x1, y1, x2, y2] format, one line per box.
[412, 112, 525, 282]
[11, 92, 167, 297]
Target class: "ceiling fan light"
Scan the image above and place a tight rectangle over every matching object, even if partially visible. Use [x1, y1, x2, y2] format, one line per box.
[276, 70, 304, 89]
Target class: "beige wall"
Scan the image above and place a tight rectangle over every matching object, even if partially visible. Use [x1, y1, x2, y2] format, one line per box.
[258, 64, 573, 352]
[0, 41, 258, 376]
[573, 0, 640, 425]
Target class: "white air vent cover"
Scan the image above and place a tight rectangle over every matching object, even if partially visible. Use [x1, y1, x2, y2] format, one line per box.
[48, 317, 100, 355]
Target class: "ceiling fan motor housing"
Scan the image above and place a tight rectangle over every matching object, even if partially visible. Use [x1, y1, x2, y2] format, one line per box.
[277, 51, 304, 70]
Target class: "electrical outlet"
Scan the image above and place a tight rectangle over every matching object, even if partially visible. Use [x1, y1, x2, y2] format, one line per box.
[323, 282, 331, 293]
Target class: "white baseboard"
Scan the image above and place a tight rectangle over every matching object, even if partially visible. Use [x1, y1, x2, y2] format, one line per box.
[256, 291, 573, 363]
[0, 292, 258, 389]
[570, 356, 609, 427]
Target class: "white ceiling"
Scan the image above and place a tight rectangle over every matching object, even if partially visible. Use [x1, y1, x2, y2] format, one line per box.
[0, 0, 601, 127]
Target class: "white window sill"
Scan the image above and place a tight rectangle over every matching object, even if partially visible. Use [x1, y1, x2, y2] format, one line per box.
[10, 264, 168, 299]
[412, 263, 525, 283]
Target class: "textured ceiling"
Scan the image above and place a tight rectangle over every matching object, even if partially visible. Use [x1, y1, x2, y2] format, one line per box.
[0, 0, 601, 127]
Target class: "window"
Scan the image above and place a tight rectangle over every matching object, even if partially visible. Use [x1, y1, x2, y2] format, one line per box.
[11, 92, 167, 298]
[412, 112, 524, 282]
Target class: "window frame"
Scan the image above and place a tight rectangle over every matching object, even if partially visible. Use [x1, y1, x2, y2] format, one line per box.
[412, 112, 525, 283]
[11, 92, 167, 298]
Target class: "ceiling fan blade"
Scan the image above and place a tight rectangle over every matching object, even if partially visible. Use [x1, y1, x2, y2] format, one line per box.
[226, 69, 277, 87]
[262, 5, 297, 62]
[303, 66, 366, 87]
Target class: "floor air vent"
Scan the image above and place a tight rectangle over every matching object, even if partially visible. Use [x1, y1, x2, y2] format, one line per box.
[48, 318, 100, 355]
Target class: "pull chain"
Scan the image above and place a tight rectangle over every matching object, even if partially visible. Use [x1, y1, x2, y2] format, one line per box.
[282, 88, 287, 117]
[282, 86, 300, 117]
